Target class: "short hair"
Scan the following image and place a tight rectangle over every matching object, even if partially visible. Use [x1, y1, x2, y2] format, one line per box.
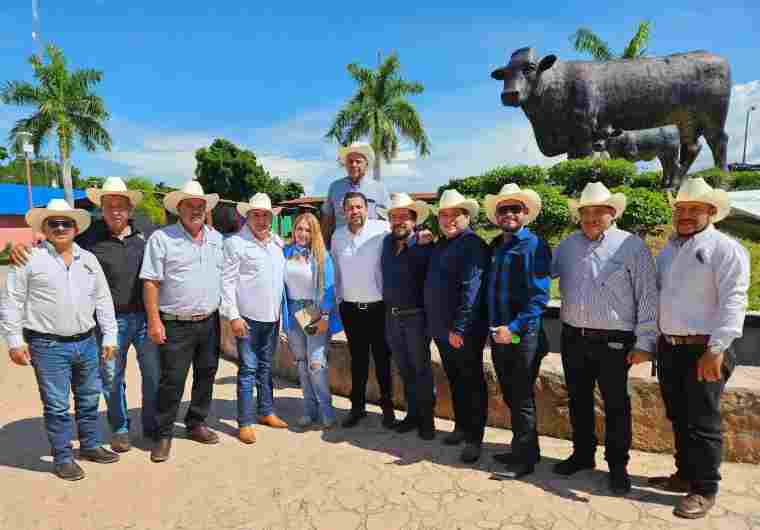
[342, 191, 368, 209]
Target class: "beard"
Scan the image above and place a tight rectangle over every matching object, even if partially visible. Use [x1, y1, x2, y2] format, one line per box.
[391, 226, 411, 240]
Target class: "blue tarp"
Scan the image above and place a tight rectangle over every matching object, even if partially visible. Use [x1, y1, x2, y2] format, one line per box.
[0, 183, 87, 215]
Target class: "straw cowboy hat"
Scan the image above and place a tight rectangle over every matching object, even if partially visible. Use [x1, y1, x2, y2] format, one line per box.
[86, 177, 143, 208]
[387, 192, 431, 225]
[338, 142, 375, 166]
[484, 183, 542, 225]
[669, 177, 731, 223]
[237, 192, 281, 217]
[163, 180, 219, 215]
[436, 189, 479, 219]
[26, 198, 92, 233]
[568, 182, 627, 220]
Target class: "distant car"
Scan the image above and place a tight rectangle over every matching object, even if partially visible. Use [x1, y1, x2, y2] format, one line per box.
[729, 163, 760, 172]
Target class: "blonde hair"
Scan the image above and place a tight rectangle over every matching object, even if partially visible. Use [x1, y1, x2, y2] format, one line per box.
[291, 212, 327, 301]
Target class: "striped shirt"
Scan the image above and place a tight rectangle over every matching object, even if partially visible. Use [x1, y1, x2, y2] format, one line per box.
[552, 226, 659, 352]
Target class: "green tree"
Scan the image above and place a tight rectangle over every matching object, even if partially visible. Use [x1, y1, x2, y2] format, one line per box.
[325, 53, 431, 181]
[548, 158, 637, 195]
[0, 146, 7, 162]
[611, 186, 671, 235]
[1, 44, 112, 206]
[0, 158, 79, 186]
[126, 177, 166, 225]
[570, 21, 652, 61]
[195, 138, 304, 203]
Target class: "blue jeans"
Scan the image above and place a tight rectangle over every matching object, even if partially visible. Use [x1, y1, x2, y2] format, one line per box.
[286, 300, 336, 424]
[236, 318, 278, 427]
[27, 333, 102, 465]
[99, 313, 160, 436]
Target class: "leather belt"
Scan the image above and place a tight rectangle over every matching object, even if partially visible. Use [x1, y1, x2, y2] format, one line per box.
[664, 334, 709, 346]
[160, 312, 213, 322]
[24, 328, 94, 343]
[389, 307, 423, 317]
[115, 304, 144, 315]
[563, 324, 633, 341]
[343, 301, 382, 311]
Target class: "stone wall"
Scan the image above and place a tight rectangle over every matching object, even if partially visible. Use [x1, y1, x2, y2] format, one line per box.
[272, 336, 760, 464]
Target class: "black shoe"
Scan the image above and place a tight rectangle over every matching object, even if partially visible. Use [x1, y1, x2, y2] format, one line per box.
[460, 443, 482, 463]
[381, 403, 397, 429]
[609, 468, 632, 495]
[341, 410, 367, 428]
[79, 446, 120, 464]
[443, 429, 467, 446]
[418, 426, 436, 440]
[553, 454, 596, 476]
[494, 452, 542, 465]
[492, 462, 535, 480]
[151, 438, 172, 463]
[54, 461, 85, 481]
[394, 416, 419, 433]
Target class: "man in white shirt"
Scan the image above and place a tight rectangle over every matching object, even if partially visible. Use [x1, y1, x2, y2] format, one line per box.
[331, 191, 396, 428]
[650, 178, 750, 519]
[221, 193, 288, 444]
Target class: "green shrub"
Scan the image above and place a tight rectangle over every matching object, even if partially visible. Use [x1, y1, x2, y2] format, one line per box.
[0, 242, 11, 265]
[687, 167, 732, 189]
[532, 185, 572, 243]
[731, 171, 760, 190]
[611, 186, 671, 234]
[631, 171, 662, 189]
[438, 165, 547, 199]
[549, 158, 637, 195]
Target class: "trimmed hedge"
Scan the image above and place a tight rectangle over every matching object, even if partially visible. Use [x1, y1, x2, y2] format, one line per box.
[611, 186, 672, 234]
[548, 159, 637, 195]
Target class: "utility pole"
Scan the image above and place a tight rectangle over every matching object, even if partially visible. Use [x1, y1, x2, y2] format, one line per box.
[743, 105, 757, 164]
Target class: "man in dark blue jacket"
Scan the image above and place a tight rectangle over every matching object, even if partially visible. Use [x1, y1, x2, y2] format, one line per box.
[485, 184, 551, 479]
[424, 190, 489, 463]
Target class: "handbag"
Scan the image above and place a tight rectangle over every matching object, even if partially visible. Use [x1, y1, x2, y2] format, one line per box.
[294, 303, 321, 334]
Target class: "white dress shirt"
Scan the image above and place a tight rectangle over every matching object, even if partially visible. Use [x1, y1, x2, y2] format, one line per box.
[331, 219, 389, 303]
[657, 224, 750, 353]
[284, 258, 314, 301]
[221, 225, 285, 323]
[0, 242, 118, 348]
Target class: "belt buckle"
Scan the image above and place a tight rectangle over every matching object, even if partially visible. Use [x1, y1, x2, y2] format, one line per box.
[666, 335, 680, 345]
[358, 303, 368, 311]
[580, 327, 587, 337]
[191, 314, 206, 321]
[391, 307, 399, 316]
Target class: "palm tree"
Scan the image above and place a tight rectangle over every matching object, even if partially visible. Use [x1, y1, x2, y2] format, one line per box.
[325, 53, 431, 181]
[570, 21, 652, 61]
[2, 44, 111, 205]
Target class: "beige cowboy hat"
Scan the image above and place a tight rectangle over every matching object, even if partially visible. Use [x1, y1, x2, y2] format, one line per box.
[86, 177, 143, 208]
[568, 182, 627, 220]
[163, 180, 219, 215]
[237, 192, 282, 217]
[484, 183, 542, 225]
[436, 189, 479, 219]
[26, 198, 92, 233]
[669, 177, 731, 223]
[387, 192, 431, 225]
[338, 142, 375, 166]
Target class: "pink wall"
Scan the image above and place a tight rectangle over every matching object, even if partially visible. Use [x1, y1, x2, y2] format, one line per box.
[0, 216, 36, 247]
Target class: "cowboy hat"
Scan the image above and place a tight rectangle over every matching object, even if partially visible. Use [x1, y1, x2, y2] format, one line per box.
[436, 189, 479, 219]
[669, 177, 731, 223]
[484, 183, 542, 225]
[568, 182, 627, 220]
[237, 192, 279, 218]
[387, 192, 431, 225]
[163, 180, 219, 215]
[86, 177, 143, 208]
[338, 142, 375, 166]
[26, 198, 92, 233]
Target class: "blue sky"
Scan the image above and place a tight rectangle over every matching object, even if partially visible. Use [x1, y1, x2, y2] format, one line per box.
[1, 1, 759, 195]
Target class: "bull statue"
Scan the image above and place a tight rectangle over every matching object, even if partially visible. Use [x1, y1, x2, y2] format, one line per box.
[593, 125, 695, 188]
[491, 47, 731, 175]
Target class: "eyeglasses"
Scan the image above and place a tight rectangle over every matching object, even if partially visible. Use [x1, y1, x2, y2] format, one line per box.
[496, 204, 525, 216]
[45, 219, 76, 230]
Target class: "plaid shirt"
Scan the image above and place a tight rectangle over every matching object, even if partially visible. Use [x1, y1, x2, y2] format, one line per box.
[487, 227, 551, 334]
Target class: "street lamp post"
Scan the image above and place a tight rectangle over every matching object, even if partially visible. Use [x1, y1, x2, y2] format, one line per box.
[743, 105, 757, 165]
[16, 131, 34, 210]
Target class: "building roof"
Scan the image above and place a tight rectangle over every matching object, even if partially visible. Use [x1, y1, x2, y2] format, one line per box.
[728, 190, 760, 221]
[0, 183, 87, 215]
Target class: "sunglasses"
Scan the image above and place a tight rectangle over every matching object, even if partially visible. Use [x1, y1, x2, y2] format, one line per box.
[496, 204, 525, 216]
[45, 219, 76, 230]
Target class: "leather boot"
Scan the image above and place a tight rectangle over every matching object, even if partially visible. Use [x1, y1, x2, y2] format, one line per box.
[151, 438, 172, 463]
[381, 402, 397, 429]
[674, 494, 716, 519]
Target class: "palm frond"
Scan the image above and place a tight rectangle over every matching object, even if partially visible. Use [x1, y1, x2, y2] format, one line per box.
[1, 81, 42, 106]
[385, 99, 431, 157]
[570, 28, 613, 61]
[622, 21, 652, 58]
[346, 63, 374, 86]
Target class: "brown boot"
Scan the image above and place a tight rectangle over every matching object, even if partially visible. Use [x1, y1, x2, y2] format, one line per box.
[239, 425, 257, 444]
[258, 415, 288, 428]
[648, 474, 690, 493]
[674, 493, 716, 519]
[187, 424, 220, 444]
[110, 433, 131, 453]
[151, 438, 172, 463]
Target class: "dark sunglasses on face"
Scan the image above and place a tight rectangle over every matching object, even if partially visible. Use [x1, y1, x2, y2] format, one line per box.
[46, 219, 76, 230]
[496, 204, 524, 216]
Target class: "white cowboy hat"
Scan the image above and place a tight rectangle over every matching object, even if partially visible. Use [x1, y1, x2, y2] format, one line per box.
[387, 192, 431, 225]
[237, 192, 276, 218]
[436, 189, 479, 219]
[338, 142, 375, 166]
[568, 182, 627, 220]
[86, 177, 143, 208]
[484, 183, 542, 225]
[669, 177, 731, 223]
[163, 180, 219, 215]
[26, 198, 92, 233]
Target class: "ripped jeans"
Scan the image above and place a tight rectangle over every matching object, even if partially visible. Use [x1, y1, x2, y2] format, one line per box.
[286, 299, 336, 424]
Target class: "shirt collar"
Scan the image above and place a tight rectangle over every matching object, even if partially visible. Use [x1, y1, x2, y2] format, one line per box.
[177, 221, 209, 243]
[43, 240, 82, 259]
[672, 223, 715, 247]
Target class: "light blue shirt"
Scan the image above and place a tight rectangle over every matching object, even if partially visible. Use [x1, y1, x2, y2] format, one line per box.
[221, 225, 285, 323]
[322, 176, 390, 228]
[139, 223, 223, 316]
[331, 219, 389, 303]
[552, 226, 659, 352]
[0, 242, 118, 348]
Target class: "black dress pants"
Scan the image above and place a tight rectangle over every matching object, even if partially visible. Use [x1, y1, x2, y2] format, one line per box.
[156, 313, 220, 439]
